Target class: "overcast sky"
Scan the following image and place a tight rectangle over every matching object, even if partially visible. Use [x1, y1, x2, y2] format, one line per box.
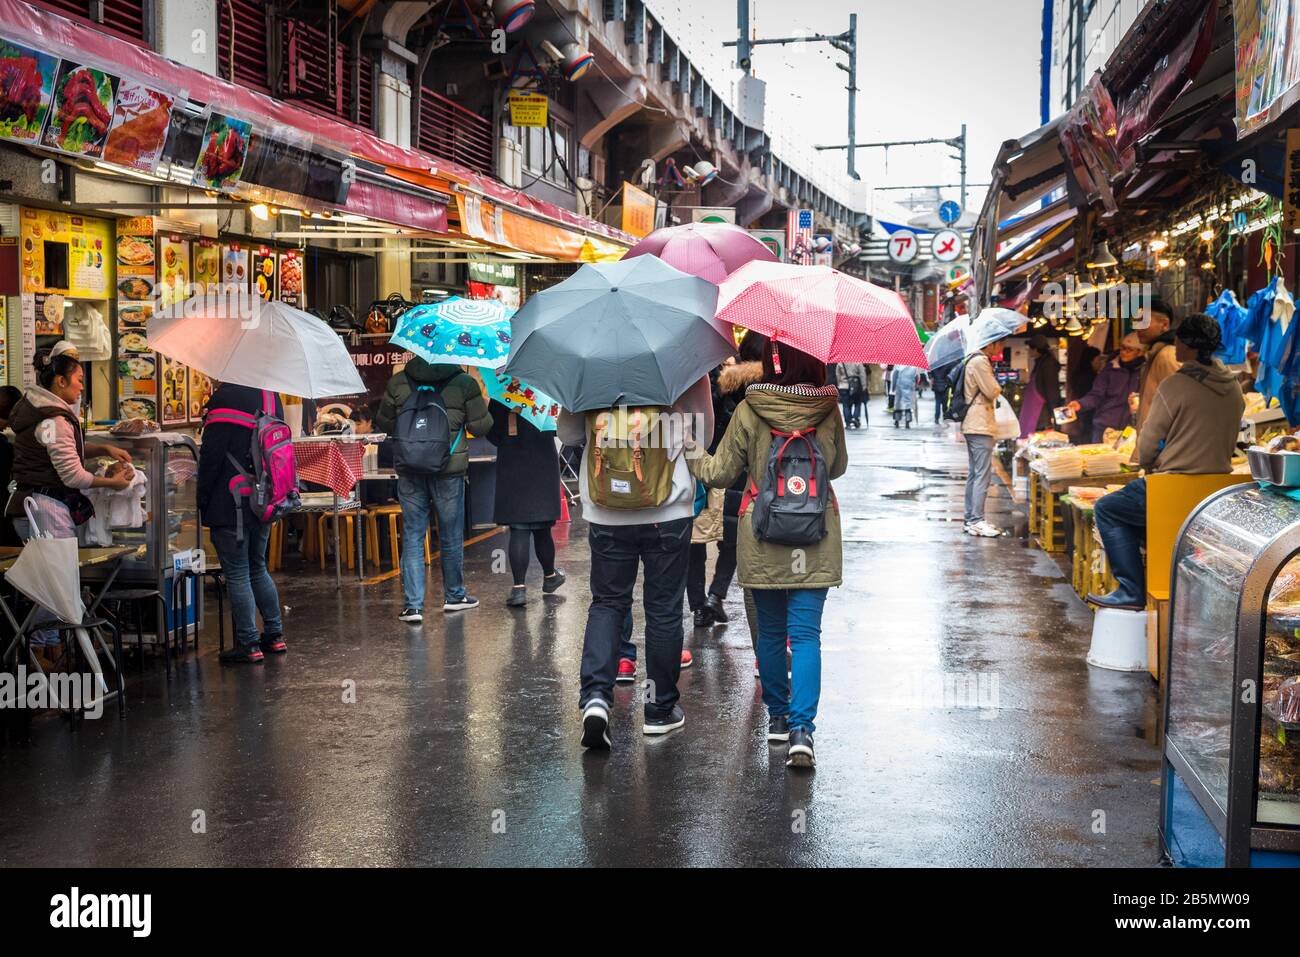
[647, 0, 1045, 219]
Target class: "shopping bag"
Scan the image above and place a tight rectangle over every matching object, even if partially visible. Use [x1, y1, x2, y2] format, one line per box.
[6, 496, 85, 625]
[993, 395, 1021, 441]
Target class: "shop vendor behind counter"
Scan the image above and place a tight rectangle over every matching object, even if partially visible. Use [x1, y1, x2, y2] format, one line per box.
[1088, 314, 1245, 610]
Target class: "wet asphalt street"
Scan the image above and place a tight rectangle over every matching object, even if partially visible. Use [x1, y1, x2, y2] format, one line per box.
[0, 396, 1161, 867]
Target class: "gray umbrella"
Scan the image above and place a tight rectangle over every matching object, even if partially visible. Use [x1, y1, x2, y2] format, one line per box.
[504, 256, 734, 410]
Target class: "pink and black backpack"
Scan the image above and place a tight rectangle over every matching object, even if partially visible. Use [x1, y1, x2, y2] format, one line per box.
[206, 390, 300, 539]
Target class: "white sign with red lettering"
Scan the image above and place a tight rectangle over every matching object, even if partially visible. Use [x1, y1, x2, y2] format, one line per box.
[931, 229, 963, 263]
[887, 229, 919, 263]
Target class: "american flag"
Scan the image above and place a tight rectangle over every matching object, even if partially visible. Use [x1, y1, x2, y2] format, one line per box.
[787, 209, 813, 264]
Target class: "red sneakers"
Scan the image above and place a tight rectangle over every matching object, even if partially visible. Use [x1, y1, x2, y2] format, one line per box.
[680, 650, 693, 669]
[616, 658, 636, 683]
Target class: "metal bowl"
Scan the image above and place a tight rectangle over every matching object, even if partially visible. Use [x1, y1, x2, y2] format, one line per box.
[1248, 447, 1300, 486]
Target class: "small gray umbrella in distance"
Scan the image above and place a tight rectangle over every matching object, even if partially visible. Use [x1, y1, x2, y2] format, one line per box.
[504, 255, 733, 411]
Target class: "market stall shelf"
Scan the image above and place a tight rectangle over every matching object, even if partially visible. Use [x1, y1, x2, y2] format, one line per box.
[1027, 463, 1142, 554]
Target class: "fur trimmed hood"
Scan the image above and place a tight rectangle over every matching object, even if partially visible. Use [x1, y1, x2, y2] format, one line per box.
[717, 360, 763, 395]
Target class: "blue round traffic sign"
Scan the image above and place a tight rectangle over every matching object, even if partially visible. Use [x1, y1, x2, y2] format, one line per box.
[939, 200, 962, 226]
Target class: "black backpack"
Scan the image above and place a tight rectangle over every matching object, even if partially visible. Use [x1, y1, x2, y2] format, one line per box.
[944, 356, 974, 422]
[391, 386, 460, 476]
[750, 428, 831, 546]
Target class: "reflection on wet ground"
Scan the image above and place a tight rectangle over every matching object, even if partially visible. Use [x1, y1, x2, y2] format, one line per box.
[0, 397, 1159, 866]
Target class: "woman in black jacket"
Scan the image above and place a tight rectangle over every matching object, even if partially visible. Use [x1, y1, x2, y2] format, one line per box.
[198, 383, 286, 664]
[485, 398, 565, 607]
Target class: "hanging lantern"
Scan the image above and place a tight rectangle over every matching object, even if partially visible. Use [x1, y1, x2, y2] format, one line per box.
[1085, 241, 1118, 269]
[562, 43, 595, 80]
[493, 0, 536, 33]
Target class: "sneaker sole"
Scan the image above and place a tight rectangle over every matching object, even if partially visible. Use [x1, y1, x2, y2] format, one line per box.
[581, 705, 610, 749]
[399, 615, 423, 623]
[767, 730, 790, 743]
[786, 746, 815, 767]
[642, 715, 686, 735]
[615, 673, 636, 684]
[680, 659, 693, 669]
[443, 601, 479, 612]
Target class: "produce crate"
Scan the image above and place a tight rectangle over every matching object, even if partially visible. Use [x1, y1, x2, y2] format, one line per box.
[1034, 475, 1068, 553]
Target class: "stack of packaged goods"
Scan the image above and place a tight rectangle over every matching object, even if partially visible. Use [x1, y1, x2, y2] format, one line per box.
[1037, 447, 1084, 481]
[1078, 444, 1128, 476]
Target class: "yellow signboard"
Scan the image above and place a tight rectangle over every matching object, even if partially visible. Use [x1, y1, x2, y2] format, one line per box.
[20, 207, 114, 298]
[620, 182, 657, 238]
[508, 91, 549, 128]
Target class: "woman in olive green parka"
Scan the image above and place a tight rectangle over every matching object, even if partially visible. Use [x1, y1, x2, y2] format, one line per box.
[687, 341, 847, 769]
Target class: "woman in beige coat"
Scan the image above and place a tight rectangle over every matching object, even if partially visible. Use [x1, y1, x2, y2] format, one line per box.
[961, 341, 1005, 537]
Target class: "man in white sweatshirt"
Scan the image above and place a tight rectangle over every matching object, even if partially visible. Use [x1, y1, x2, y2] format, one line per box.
[559, 376, 713, 748]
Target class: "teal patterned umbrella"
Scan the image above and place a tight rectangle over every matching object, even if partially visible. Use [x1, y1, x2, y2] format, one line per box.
[482, 367, 560, 432]
[389, 297, 513, 369]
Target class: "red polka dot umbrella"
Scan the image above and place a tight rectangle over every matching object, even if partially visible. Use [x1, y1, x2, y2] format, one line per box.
[624, 222, 777, 284]
[716, 261, 929, 368]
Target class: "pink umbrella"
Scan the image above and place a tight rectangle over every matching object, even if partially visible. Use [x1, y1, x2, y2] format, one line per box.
[716, 262, 929, 368]
[624, 222, 777, 283]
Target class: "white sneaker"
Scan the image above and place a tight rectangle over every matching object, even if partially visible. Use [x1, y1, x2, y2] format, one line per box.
[964, 520, 1001, 538]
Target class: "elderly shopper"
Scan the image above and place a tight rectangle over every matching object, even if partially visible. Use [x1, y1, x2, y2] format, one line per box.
[960, 341, 1005, 537]
[1088, 315, 1245, 609]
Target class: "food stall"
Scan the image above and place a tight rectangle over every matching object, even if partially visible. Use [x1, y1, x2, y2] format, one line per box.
[1161, 480, 1300, 867]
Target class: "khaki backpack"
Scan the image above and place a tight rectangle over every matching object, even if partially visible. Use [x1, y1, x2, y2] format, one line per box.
[585, 406, 674, 509]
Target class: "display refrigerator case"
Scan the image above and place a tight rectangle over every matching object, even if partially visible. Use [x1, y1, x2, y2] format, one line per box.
[1161, 484, 1300, 867]
[81, 432, 202, 643]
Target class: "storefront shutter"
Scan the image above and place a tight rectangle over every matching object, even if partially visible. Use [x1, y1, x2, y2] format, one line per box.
[217, 0, 272, 93]
[32, 0, 147, 44]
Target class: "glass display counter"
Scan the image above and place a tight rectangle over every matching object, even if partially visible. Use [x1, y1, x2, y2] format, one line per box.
[1162, 484, 1300, 867]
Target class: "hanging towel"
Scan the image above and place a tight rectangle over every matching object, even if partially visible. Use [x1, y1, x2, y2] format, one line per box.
[1208, 289, 1249, 365]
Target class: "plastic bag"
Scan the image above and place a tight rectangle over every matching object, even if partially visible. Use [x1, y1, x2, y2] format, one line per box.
[993, 395, 1021, 440]
[7, 496, 85, 625]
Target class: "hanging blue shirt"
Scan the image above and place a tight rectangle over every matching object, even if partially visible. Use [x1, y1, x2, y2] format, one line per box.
[1249, 279, 1284, 399]
[1208, 289, 1249, 364]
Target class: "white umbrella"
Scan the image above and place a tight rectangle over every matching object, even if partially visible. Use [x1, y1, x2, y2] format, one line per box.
[148, 292, 364, 399]
[924, 316, 971, 369]
[965, 306, 1028, 355]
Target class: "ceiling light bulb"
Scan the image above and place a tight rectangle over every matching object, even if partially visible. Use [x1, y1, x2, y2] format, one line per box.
[1149, 238, 1167, 252]
[1199, 227, 1215, 241]
[1157, 258, 1170, 269]
[249, 203, 270, 221]
[1200, 260, 1215, 270]
[1176, 257, 1186, 268]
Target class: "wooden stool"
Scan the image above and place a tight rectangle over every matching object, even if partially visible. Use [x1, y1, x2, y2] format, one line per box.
[268, 520, 285, 572]
[363, 505, 432, 569]
[317, 512, 358, 571]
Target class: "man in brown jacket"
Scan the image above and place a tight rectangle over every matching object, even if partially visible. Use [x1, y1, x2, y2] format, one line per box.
[1089, 315, 1244, 609]
[961, 341, 1005, 537]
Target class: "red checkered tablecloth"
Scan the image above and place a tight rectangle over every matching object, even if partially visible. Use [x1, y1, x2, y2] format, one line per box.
[294, 440, 365, 496]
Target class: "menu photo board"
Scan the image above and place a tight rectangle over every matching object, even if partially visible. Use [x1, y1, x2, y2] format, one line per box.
[156, 235, 191, 306]
[159, 354, 187, 426]
[0, 38, 59, 146]
[193, 239, 221, 293]
[20, 207, 113, 298]
[253, 246, 276, 301]
[278, 248, 303, 308]
[221, 243, 249, 292]
[115, 216, 157, 422]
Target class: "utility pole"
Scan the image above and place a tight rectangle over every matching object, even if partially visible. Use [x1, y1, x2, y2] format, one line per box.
[817, 127, 968, 209]
[725, 9, 859, 180]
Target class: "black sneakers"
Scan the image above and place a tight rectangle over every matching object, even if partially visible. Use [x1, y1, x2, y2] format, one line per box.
[581, 699, 611, 750]
[259, 633, 287, 654]
[542, 570, 566, 594]
[703, 594, 728, 623]
[443, 595, 480, 612]
[398, 607, 423, 623]
[506, 587, 527, 608]
[787, 728, 816, 768]
[643, 705, 686, 736]
[767, 715, 790, 742]
[692, 607, 712, 628]
[219, 645, 264, 664]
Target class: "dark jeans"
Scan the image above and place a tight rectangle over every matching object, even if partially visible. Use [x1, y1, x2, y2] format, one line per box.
[211, 522, 283, 651]
[579, 518, 691, 719]
[839, 390, 863, 425]
[935, 391, 947, 423]
[687, 540, 737, 609]
[1093, 477, 1147, 598]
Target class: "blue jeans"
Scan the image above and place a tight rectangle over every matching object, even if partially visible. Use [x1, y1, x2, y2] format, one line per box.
[397, 474, 466, 609]
[752, 587, 827, 732]
[1092, 477, 1147, 598]
[211, 522, 283, 651]
[964, 433, 995, 523]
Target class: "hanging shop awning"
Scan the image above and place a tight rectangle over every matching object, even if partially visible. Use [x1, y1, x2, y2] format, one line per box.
[0, 0, 631, 257]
